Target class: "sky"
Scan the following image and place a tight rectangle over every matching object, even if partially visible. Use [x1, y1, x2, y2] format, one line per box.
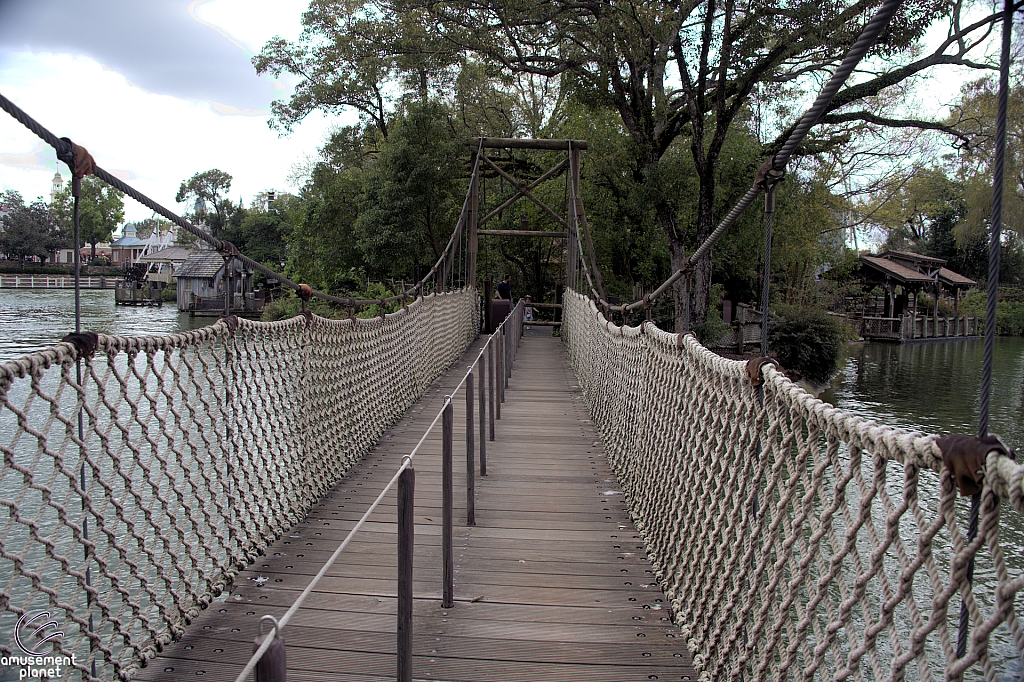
[0, 0, 356, 225]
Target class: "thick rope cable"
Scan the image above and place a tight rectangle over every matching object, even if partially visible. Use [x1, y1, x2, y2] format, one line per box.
[591, 0, 907, 313]
[958, 0, 1014, 659]
[0, 92, 477, 308]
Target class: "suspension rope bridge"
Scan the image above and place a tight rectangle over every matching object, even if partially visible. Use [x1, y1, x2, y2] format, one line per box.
[2, 0, 1023, 679]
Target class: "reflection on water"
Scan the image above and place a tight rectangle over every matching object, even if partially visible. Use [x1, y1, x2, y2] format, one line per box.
[823, 337, 1024, 445]
[824, 337, 1024, 680]
[0, 288, 214, 363]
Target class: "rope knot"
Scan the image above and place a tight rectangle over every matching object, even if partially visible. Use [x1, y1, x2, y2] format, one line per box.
[746, 356, 780, 387]
[936, 433, 1015, 496]
[61, 331, 99, 358]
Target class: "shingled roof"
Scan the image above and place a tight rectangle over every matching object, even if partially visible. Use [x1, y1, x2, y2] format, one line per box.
[860, 255, 934, 284]
[175, 252, 224, 279]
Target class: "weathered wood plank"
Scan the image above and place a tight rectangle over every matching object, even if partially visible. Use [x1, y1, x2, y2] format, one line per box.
[138, 336, 696, 682]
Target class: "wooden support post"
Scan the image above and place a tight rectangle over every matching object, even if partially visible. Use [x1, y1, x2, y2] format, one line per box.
[488, 341, 496, 438]
[483, 279, 492, 333]
[466, 372, 475, 526]
[397, 466, 415, 682]
[478, 357, 487, 474]
[498, 333, 506, 405]
[468, 156, 479, 289]
[253, 622, 287, 682]
[442, 402, 454, 609]
[495, 337, 502, 416]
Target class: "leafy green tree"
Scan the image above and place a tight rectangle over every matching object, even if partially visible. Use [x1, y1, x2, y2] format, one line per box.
[0, 191, 68, 264]
[287, 126, 374, 293]
[52, 178, 124, 257]
[262, 0, 1006, 331]
[949, 75, 1024, 245]
[175, 169, 234, 237]
[355, 100, 466, 279]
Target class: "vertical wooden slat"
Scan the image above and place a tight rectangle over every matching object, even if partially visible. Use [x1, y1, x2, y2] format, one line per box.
[488, 341, 496, 439]
[397, 466, 415, 682]
[466, 372, 475, 526]
[442, 402, 454, 608]
[479, 357, 487, 475]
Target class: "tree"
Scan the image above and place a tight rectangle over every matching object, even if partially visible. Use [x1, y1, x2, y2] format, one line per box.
[51, 178, 123, 258]
[0, 191, 68, 264]
[253, 0, 463, 137]
[175, 169, 234, 237]
[949, 75, 1024, 246]
[355, 100, 467, 279]
[262, 0, 1014, 330]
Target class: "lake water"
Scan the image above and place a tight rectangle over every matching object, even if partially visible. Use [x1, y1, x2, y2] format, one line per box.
[0, 288, 213, 363]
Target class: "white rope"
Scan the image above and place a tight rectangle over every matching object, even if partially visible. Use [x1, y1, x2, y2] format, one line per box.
[562, 289, 1024, 681]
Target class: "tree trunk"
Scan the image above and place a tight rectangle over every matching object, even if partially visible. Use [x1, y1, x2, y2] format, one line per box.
[690, 172, 716, 333]
[90, 241, 97, 258]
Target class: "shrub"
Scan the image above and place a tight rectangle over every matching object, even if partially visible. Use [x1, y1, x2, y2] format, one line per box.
[161, 286, 177, 302]
[769, 306, 845, 384]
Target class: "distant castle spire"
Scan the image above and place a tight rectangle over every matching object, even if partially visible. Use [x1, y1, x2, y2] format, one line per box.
[50, 173, 64, 204]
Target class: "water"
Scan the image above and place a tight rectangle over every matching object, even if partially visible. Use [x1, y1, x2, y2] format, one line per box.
[823, 337, 1024, 448]
[823, 337, 1024, 679]
[0, 288, 213, 363]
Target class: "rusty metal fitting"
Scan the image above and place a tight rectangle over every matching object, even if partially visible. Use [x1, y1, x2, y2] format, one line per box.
[62, 331, 99, 358]
[57, 138, 96, 180]
[379, 299, 387, 318]
[746, 356, 780, 387]
[301, 310, 313, 327]
[755, 159, 786, 190]
[218, 241, 241, 258]
[936, 434, 1015, 497]
[297, 284, 313, 302]
[219, 314, 239, 332]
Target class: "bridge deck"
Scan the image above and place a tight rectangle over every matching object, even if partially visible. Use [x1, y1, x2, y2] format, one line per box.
[137, 335, 696, 681]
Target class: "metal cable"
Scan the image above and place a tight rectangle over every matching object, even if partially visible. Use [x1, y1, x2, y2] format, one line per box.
[759, 185, 778, 357]
[588, 0, 907, 312]
[959, 0, 1014, 659]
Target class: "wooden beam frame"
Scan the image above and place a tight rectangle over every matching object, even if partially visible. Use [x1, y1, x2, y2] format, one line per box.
[481, 155, 571, 231]
[479, 158, 568, 226]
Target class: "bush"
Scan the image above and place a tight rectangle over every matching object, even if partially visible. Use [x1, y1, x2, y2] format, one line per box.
[161, 286, 177, 302]
[960, 290, 1024, 335]
[769, 306, 845, 384]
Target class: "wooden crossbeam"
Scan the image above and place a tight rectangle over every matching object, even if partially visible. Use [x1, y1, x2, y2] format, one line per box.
[479, 158, 568, 226]
[478, 230, 567, 238]
[479, 137, 588, 150]
[481, 155, 570, 231]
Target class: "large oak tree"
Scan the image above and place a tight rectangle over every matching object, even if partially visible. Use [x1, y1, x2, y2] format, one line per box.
[258, 0, 1016, 329]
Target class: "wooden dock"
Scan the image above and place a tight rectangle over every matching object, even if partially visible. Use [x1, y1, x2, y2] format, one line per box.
[136, 336, 696, 682]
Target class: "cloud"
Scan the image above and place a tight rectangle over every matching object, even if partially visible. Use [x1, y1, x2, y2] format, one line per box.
[0, 0, 278, 110]
[0, 142, 48, 170]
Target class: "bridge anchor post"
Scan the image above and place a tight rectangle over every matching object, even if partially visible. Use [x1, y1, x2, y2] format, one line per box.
[442, 401, 454, 608]
[397, 466, 415, 682]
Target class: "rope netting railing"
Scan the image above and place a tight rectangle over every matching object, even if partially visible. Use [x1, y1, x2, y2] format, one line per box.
[563, 290, 1024, 681]
[0, 289, 478, 681]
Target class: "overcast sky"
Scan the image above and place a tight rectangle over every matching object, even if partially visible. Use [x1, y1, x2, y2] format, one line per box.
[0, 0, 353, 225]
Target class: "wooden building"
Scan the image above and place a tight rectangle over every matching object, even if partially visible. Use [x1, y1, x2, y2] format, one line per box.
[856, 251, 978, 340]
[174, 251, 258, 316]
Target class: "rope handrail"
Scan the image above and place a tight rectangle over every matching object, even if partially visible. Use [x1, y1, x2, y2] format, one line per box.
[560, 290, 1024, 680]
[233, 300, 523, 681]
[0, 288, 480, 680]
[0, 92, 478, 308]
[581, 0, 906, 314]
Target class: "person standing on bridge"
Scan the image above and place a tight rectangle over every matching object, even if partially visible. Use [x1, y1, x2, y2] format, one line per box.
[496, 274, 512, 300]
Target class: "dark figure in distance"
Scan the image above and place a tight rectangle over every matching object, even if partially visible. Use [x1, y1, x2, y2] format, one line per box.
[496, 275, 511, 300]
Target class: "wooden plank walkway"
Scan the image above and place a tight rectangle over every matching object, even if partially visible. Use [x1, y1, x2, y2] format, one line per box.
[137, 335, 696, 682]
